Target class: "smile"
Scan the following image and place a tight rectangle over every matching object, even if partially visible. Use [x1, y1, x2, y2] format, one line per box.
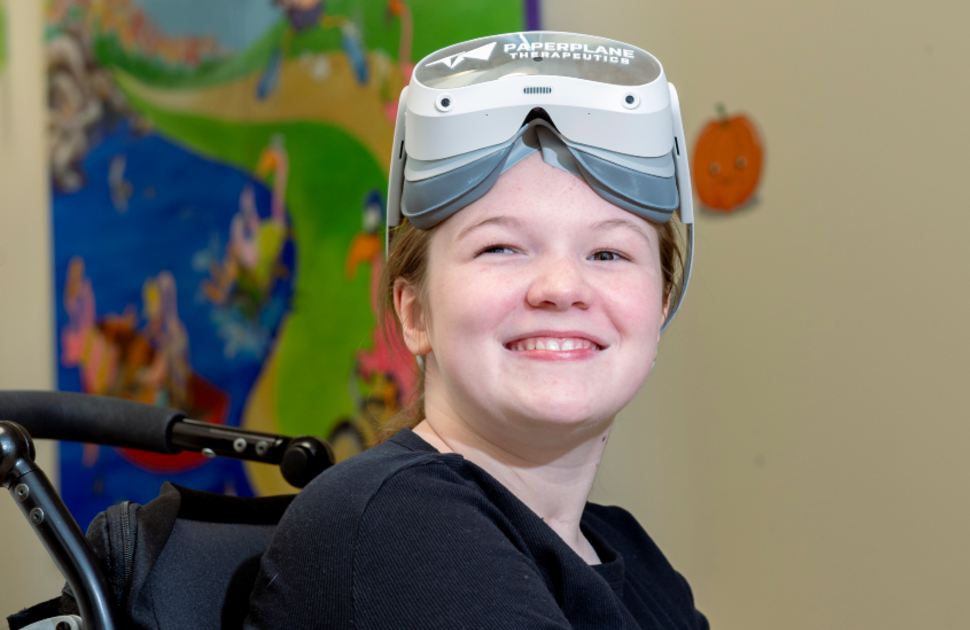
[505, 337, 603, 352]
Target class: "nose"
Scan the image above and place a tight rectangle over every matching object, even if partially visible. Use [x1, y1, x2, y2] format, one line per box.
[525, 254, 594, 311]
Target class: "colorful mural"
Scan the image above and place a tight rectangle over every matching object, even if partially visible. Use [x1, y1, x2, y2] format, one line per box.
[48, 0, 537, 527]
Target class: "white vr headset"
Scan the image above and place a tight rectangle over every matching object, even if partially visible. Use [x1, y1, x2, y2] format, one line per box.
[386, 31, 694, 331]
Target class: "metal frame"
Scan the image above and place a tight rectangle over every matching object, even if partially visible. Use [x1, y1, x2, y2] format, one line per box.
[0, 391, 336, 630]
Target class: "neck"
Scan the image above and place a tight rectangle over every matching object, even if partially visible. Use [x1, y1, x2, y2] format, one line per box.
[413, 398, 612, 565]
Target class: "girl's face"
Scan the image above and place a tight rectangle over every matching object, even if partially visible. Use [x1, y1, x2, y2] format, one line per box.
[398, 152, 666, 442]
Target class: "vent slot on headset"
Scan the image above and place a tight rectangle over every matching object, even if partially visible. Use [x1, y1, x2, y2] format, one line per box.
[523, 87, 552, 95]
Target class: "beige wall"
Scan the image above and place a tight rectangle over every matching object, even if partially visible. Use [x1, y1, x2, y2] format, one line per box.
[3, 0, 970, 628]
[547, 1, 970, 629]
[0, 0, 64, 625]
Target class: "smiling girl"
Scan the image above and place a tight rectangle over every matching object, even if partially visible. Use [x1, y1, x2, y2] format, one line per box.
[246, 32, 706, 630]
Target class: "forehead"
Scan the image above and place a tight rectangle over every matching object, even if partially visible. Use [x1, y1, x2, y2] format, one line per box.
[437, 152, 657, 240]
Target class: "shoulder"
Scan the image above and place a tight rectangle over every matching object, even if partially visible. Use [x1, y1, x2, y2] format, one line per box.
[247, 431, 520, 629]
[271, 428, 529, 556]
[279, 430, 476, 536]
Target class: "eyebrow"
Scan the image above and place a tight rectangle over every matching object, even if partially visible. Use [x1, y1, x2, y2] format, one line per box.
[456, 215, 523, 241]
[590, 218, 652, 243]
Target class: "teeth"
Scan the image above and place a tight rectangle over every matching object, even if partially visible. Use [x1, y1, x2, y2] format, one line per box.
[508, 337, 601, 352]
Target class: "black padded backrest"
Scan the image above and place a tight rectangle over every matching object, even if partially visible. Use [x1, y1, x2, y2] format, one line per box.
[117, 483, 295, 630]
[132, 519, 276, 629]
[9, 483, 296, 630]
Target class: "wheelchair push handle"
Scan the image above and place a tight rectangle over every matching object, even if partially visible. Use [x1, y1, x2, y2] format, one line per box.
[0, 390, 335, 488]
[0, 390, 183, 454]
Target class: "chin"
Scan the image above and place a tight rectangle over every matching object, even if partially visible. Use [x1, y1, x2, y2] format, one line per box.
[510, 396, 620, 430]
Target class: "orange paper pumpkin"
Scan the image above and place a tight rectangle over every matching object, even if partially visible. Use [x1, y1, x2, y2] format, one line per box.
[692, 106, 764, 212]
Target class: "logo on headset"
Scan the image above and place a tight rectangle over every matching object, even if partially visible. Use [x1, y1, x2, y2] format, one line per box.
[505, 41, 635, 65]
[427, 42, 498, 69]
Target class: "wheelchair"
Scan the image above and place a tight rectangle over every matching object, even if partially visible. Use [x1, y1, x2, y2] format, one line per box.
[0, 390, 336, 630]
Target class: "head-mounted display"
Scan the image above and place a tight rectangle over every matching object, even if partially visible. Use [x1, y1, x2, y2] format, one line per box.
[386, 31, 695, 330]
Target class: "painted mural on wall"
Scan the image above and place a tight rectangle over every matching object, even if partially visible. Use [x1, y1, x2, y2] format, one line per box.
[48, 0, 536, 528]
[692, 104, 765, 213]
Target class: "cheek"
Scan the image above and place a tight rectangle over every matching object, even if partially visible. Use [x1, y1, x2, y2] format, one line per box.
[616, 277, 665, 382]
[601, 268, 666, 346]
[426, 266, 518, 351]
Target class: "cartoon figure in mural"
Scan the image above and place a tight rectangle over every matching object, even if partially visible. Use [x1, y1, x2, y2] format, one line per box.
[332, 190, 416, 458]
[258, 0, 369, 99]
[63, 260, 189, 409]
[62, 257, 122, 397]
[48, 33, 106, 192]
[62, 259, 229, 473]
[47, 27, 134, 191]
[141, 271, 192, 411]
[128, 269, 230, 473]
[202, 135, 291, 320]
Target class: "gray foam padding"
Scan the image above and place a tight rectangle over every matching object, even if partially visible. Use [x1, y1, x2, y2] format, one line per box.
[401, 119, 679, 228]
[402, 143, 515, 229]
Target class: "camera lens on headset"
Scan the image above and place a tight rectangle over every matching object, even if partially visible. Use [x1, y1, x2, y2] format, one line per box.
[435, 94, 454, 112]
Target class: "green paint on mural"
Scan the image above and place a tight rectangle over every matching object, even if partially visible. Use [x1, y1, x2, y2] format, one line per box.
[92, 21, 289, 90]
[122, 90, 386, 438]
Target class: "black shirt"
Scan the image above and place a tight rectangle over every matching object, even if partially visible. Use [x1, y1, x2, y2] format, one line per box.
[245, 428, 709, 629]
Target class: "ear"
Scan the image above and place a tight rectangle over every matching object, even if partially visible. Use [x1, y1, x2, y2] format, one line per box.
[393, 278, 432, 356]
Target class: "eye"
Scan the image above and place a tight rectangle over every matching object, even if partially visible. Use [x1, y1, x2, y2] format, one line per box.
[735, 156, 748, 170]
[476, 243, 516, 256]
[589, 250, 625, 262]
[708, 162, 721, 175]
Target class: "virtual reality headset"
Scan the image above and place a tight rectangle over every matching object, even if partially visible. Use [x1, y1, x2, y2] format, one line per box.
[386, 31, 695, 331]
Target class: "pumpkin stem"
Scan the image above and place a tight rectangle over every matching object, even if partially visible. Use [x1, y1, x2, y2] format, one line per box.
[715, 102, 729, 124]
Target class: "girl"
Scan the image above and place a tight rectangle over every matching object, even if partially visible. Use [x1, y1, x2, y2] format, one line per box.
[247, 31, 706, 630]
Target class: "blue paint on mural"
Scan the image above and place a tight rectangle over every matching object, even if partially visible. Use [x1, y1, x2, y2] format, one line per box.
[54, 121, 295, 528]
